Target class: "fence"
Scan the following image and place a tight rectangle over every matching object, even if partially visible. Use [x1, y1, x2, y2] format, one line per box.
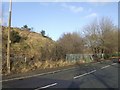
[66, 54, 102, 62]
[2, 53, 34, 66]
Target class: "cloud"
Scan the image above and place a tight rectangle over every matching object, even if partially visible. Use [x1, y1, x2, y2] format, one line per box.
[61, 3, 84, 13]
[85, 13, 97, 18]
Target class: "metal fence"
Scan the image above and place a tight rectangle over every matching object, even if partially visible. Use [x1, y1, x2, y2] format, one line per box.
[66, 54, 95, 62]
[2, 53, 31, 63]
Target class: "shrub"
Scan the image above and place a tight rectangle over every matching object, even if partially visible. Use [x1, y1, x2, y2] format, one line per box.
[10, 30, 21, 43]
[41, 30, 45, 37]
[104, 54, 110, 59]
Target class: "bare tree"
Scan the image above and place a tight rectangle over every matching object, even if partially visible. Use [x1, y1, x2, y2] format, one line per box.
[99, 17, 118, 54]
[83, 19, 100, 54]
[83, 17, 118, 58]
[56, 32, 84, 59]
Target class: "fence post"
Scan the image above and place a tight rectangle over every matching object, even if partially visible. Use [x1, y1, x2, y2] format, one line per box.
[25, 57, 26, 63]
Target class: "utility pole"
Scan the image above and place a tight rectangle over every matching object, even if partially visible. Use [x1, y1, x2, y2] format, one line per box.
[7, 0, 12, 74]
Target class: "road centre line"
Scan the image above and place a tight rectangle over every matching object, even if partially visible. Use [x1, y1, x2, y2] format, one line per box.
[93, 62, 100, 65]
[74, 62, 115, 79]
[1, 61, 102, 82]
[62, 67, 76, 71]
[1, 61, 111, 82]
[111, 63, 117, 65]
[74, 70, 96, 79]
[34, 83, 57, 90]
[101, 65, 110, 69]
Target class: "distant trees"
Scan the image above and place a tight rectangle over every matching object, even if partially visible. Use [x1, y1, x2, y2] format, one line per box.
[83, 17, 118, 57]
[2, 16, 119, 75]
[58, 32, 84, 53]
[41, 30, 45, 37]
[3, 17, 118, 63]
[38, 32, 85, 60]
[40, 30, 52, 40]
[21, 25, 31, 31]
[23, 25, 28, 29]
[51, 32, 85, 60]
[83, 19, 101, 54]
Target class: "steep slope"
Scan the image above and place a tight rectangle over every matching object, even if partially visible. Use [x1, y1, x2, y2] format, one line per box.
[2, 26, 55, 74]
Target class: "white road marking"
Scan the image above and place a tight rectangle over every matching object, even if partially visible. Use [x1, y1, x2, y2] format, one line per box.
[111, 63, 117, 65]
[2, 61, 116, 82]
[35, 83, 57, 90]
[1, 72, 52, 82]
[101, 65, 110, 69]
[52, 70, 61, 73]
[74, 70, 96, 79]
[62, 67, 77, 71]
[1, 67, 77, 82]
[92, 62, 101, 65]
[0, 70, 60, 82]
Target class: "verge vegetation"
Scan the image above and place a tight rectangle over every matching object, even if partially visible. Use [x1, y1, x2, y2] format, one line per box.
[2, 17, 119, 75]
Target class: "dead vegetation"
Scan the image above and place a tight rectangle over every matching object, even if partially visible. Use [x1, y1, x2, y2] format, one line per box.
[2, 17, 119, 75]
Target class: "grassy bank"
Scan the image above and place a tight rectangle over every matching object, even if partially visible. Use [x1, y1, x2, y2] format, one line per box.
[2, 59, 86, 75]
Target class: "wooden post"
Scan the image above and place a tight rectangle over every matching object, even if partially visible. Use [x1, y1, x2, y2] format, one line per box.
[7, 0, 12, 74]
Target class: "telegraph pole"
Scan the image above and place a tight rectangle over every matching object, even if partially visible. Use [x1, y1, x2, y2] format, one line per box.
[7, 0, 12, 74]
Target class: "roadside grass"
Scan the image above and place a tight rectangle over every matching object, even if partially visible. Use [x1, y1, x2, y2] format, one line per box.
[2, 59, 87, 75]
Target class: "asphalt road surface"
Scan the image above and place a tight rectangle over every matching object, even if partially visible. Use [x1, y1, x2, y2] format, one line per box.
[2, 60, 119, 89]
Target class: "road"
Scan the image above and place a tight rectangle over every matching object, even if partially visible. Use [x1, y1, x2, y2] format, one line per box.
[2, 60, 119, 89]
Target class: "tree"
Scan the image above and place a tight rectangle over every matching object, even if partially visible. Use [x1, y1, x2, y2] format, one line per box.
[83, 17, 118, 58]
[23, 25, 28, 29]
[99, 17, 118, 54]
[41, 30, 45, 37]
[83, 19, 100, 54]
[21, 25, 31, 31]
[56, 32, 84, 59]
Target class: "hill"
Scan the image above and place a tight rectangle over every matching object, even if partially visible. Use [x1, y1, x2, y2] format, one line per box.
[2, 26, 58, 74]
[1, 26, 85, 75]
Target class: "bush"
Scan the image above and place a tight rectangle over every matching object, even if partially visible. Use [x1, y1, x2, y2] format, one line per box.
[104, 54, 111, 59]
[41, 30, 45, 37]
[10, 30, 21, 43]
[111, 52, 120, 57]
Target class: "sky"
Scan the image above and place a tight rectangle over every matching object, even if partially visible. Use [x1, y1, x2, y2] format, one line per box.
[2, 1, 118, 41]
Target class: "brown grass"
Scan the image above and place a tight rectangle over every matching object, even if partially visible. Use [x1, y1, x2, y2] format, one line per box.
[2, 59, 86, 75]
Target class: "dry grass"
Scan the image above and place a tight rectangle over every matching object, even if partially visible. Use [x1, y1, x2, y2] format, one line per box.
[2, 59, 86, 75]
[41, 60, 75, 69]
